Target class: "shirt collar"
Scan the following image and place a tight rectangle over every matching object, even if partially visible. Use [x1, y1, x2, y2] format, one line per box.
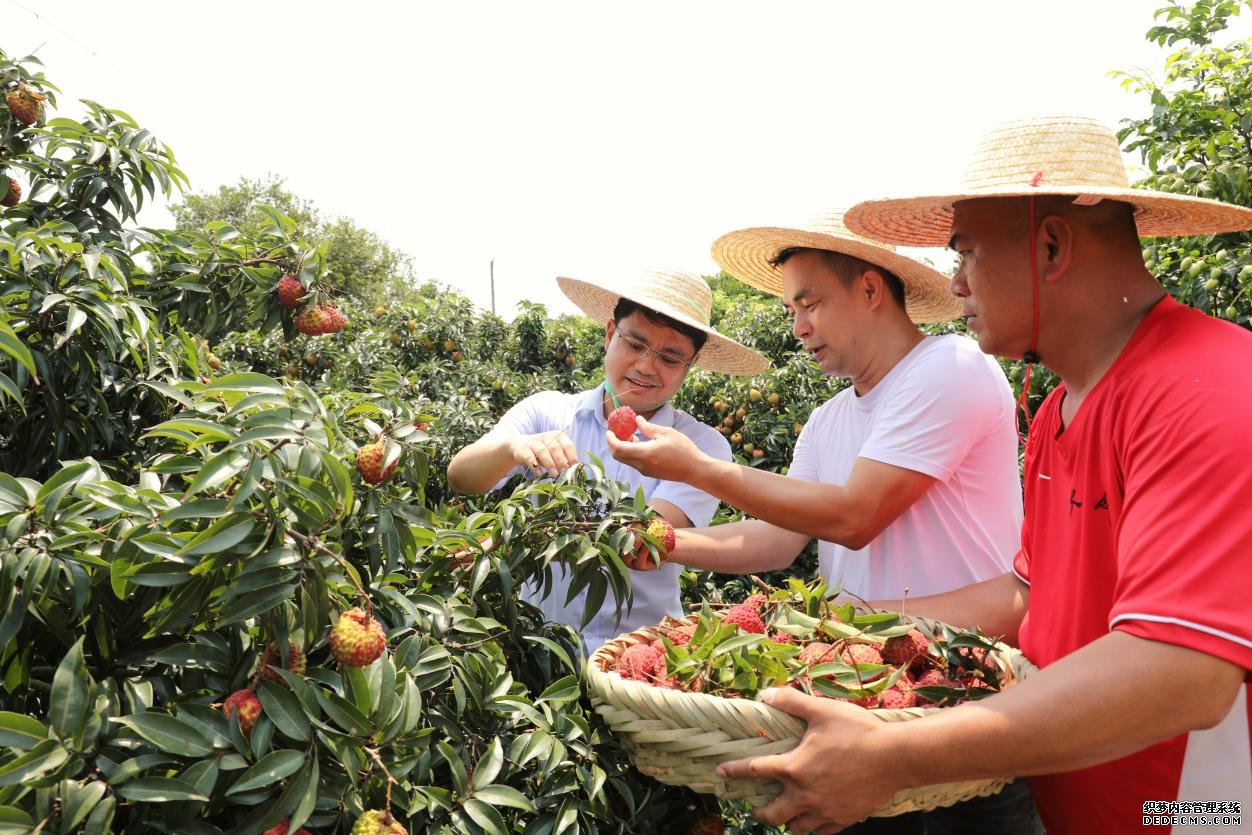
[576, 383, 677, 428]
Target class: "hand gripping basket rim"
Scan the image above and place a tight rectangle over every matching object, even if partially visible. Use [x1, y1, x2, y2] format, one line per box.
[586, 609, 1039, 816]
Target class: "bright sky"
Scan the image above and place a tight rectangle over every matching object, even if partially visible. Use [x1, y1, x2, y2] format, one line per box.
[7, 1, 1248, 318]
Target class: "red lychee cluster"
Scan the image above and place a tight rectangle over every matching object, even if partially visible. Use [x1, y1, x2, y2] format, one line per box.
[222, 688, 262, 736]
[295, 304, 346, 336]
[607, 405, 638, 441]
[612, 591, 1008, 710]
[330, 608, 387, 667]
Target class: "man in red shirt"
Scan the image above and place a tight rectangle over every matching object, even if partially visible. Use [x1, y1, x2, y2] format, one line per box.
[717, 115, 1252, 835]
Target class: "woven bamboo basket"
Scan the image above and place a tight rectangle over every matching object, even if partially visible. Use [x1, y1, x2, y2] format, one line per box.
[586, 610, 1038, 817]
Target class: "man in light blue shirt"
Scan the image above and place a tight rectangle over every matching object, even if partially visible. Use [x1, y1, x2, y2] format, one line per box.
[448, 270, 767, 653]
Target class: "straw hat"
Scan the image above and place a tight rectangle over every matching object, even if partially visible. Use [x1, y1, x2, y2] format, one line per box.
[711, 211, 962, 323]
[844, 114, 1252, 247]
[556, 270, 769, 375]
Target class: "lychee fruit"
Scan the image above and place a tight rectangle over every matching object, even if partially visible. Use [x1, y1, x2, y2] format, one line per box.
[617, 643, 664, 681]
[661, 623, 696, 646]
[914, 669, 965, 706]
[740, 594, 767, 611]
[357, 440, 398, 485]
[2, 177, 20, 208]
[722, 602, 766, 634]
[645, 518, 675, 555]
[351, 810, 406, 835]
[262, 822, 311, 835]
[330, 608, 387, 667]
[222, 688, 262, 736]
[797, 641, 835, 665]
[879, 678, 918, 710]
[839, 643, 884, 668]
[295, 304, 345, 335]
[688, 809, 726, 835]
[882, 629, 931, 670]
[607, 405, 638, 441]
[258, 640, 306, 684]
[5, 83, 46, 126]
[276, 274, 305, 308]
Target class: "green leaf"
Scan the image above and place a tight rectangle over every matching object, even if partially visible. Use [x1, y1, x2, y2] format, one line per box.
[181, 448, 249, 497]
[201, 372, 285, 394]
[111, 713, 212, 757]
[175, 513, 255, 556]
[114, 777, 208, 803]
[474, 737, 504, 787]
[537, 675, 581, 705]
[287, 756, 318, 831]
[226, 749, 304, 795]
[59, 778, 107, 831]
[0, 320, 36, 377]
[256, 680, 311, 742]
[472, 783, 536, 812]
[461, 797, 509, 833]
[0, 711, 47, 749]
[0, 738, 70, 787]
[48, 638, 91, 745]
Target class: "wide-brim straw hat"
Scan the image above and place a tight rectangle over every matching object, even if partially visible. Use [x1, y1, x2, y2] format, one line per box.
[844, 114, 1252, 247]
[557, 270, 769, 376]
[711, 211, 962, 324]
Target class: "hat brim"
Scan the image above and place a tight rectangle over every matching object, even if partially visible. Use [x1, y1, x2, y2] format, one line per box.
[556, 276, 770, 376]
[844, 187, 1252, 248]
[710, 227, 962, 324]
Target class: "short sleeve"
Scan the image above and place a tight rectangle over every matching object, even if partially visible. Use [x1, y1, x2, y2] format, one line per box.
[861, 341, 1009, 482]
[650, 422, 732, 528]
[1109, 387, 1252, 671]
[787, 415, 819, 481]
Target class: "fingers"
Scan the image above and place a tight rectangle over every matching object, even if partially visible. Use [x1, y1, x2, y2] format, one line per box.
[758, 686, 822, 721]
[716, 752, 785, 783]
[520, 431, 578, 476]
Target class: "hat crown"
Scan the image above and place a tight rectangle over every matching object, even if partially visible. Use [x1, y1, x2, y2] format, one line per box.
[624, 270, 713, 326]
[961, 115, 1132, 192]
[808, 210, 899, 253]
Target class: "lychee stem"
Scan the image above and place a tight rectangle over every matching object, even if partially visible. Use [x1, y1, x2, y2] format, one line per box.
[363, 746, 397, 814]
[283, 527, 372, 616]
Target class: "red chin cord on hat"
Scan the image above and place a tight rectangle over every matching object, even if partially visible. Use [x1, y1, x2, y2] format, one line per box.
[1016, 192, 1042, 447]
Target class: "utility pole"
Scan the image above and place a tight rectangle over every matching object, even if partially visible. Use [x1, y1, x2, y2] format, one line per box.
[490, 258, 495, 316]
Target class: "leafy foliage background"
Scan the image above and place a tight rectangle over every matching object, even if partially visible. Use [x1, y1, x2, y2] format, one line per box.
[0, 2, 1249, 832]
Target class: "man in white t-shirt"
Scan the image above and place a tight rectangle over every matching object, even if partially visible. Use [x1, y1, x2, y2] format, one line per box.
[608, 214, 1022, 602]
[606, 216, 1036, 834]
[447, 270, 767, 654]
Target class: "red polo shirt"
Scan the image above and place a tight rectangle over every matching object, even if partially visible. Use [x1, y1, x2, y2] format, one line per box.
[1014, 294, 1252, 834]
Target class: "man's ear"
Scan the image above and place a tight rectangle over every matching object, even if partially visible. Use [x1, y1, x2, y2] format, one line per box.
[1039, 214, 1074, 283]
[604, 319, 616, 352]
[861, 269, 887, 309]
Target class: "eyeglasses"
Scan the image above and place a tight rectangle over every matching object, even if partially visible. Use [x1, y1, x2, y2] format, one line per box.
[613, 330, 694, 370]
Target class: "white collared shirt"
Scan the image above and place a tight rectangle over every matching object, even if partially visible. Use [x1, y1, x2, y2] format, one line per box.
[483, 384, 730, 654]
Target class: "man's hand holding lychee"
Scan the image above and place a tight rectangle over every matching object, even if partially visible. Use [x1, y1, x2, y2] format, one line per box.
[605, 415, 709, 482]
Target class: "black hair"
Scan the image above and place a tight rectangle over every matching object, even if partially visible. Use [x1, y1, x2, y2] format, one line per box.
[612, 298, 708, 355]
[770, 247, 907, 311]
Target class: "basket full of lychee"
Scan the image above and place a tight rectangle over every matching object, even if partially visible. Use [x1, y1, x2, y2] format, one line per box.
[585, 579, 1038, 817]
